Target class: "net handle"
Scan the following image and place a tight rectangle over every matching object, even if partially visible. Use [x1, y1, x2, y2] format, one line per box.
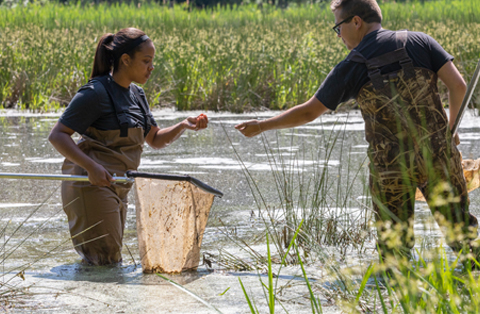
[126, 171, 223, 198]
[451, 59, 480, 135]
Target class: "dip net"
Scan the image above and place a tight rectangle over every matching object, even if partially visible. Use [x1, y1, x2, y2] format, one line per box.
[134, 177, 216, 274]
[415, 158, 480, 201]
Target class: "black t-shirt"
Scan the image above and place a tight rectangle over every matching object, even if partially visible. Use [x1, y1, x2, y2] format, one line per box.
[315, 29, 454, 110]
[59, 77, 158, 135]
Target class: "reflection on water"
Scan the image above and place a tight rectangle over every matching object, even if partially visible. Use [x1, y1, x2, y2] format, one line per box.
[1, 109, 480, 311]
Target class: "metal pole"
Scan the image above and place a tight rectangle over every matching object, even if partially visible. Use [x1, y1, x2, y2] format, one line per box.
[0, 173, 134, 183]
[0, 172, 223, 197]
[451, 59, 480, 135]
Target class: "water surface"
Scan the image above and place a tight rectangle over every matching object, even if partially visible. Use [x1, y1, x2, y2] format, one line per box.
[1, 109, 479, 313]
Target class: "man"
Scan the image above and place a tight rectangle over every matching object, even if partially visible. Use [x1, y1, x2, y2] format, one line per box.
[235, 0, 478, 262]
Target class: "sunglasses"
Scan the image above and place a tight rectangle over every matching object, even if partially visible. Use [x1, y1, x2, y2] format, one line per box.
[332, 16, 355, 35]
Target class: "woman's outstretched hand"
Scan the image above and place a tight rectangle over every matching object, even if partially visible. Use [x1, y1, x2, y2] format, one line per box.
[184, 113, 209, 131]
[146, 113, 209, 149]
[235, 120, 262, 137]
[87, 163, 115, 186]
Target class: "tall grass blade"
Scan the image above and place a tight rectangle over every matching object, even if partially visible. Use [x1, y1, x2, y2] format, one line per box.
[373, 275, 388, 314]
[274, 220, 304, 293]
[294, 242, 322, 314]
[354, 263, 374, 305]
[157, 273, 224, 314]
[266, 233, 274, 314]
[0, 184, 61, 257]
[239, 277, 259, 314]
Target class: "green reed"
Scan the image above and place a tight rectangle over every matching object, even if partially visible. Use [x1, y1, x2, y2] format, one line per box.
[228, 155, 480, 313]
[1, 0, 479, 111]
[215, 121, 377, 307]
[218, 112, 480, 313]
[337, 245, 480, 313]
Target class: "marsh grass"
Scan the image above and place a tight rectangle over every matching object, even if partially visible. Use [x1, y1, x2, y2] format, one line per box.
[235, 234, 480, 313]
[214, 115, 480, 313]
[232, 199, 480, 313]
[0, 186, 65, 310]
[0, 0, 479, 111]
[239, 227, 324, 314]
[210, 124, 382, 308]
[0, 187, 110, 311]
[334, 244, 480, 313]
[222, 122, 375, 260]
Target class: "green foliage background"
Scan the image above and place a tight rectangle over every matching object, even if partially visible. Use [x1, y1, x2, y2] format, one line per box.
[0, 0, 479, 111]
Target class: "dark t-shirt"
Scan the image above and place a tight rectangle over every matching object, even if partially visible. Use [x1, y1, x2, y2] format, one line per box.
[59, 77, 158, 135]
[315, 29, 454, 110]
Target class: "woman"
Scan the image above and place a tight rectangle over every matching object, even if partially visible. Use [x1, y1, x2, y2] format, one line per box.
[48, 28, 208, 265]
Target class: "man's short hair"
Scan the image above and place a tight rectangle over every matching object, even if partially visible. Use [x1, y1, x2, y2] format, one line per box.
[330, 0, 382, 24]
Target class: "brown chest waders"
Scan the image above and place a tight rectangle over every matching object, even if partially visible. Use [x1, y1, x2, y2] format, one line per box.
[347, 30, 478, 260]
[62, 76, 151, 265]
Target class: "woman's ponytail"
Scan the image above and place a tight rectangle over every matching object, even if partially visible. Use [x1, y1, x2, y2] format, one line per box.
[90, 33, 115, 79]
[90, 28, 149, 79]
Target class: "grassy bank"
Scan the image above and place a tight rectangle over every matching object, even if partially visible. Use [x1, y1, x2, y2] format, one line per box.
[1, 0, 479, 111]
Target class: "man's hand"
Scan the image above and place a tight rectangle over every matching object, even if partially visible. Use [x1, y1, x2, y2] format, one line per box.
[235, 97, 328, 138]
[454, 132, 460, 146]
[235, 120, 263, 137]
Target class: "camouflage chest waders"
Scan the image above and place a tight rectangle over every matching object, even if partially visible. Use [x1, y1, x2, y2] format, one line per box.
[347, 30, 478, 260]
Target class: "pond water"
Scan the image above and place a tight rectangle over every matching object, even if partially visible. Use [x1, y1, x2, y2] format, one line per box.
[1, 109, 480, 313]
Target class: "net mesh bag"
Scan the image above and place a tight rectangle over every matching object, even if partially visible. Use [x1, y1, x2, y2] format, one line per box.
[415, 158, 480, 201]
[134, 178, 215, 273]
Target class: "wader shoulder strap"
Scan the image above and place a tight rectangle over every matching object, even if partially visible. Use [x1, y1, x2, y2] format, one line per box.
[96, 75, 129, 137]
[346, 30, 415, 91]
[395, 30, 415, 79]
[346, 50, 367, 63]
[131, 86, 152, 137]
[346, 49, 385, 91]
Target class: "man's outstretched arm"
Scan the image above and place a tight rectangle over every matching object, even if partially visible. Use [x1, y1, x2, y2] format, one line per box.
[235, 96, 329, 137]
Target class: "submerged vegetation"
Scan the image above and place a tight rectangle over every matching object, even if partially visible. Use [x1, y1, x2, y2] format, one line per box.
[0, 0, 479, 111]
